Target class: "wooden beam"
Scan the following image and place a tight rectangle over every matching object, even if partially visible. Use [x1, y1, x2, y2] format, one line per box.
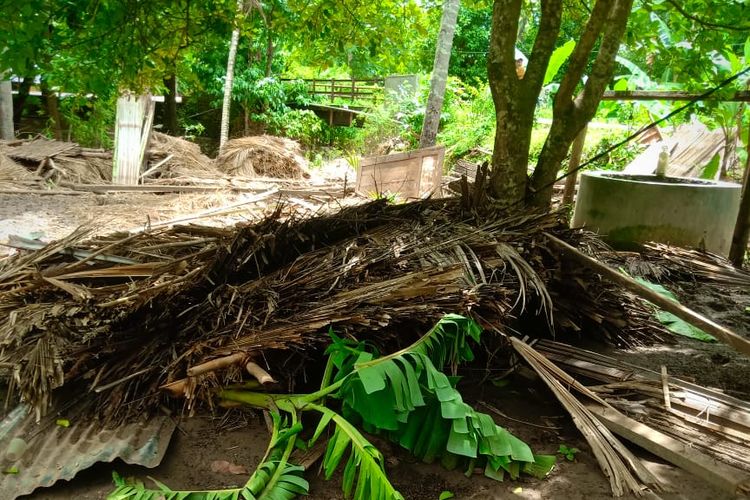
[602, 90, 750, 102]
[587, 404, 750, 496]
[544, 233, 750, 357]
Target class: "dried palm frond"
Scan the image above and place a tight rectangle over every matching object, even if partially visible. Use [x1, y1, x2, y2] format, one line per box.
[0, 199, 666, 423]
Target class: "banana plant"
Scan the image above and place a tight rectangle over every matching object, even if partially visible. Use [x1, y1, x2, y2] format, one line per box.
[109, 315, 555, 499]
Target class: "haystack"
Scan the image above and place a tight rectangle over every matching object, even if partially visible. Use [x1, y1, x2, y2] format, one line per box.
[148, 132, 219, 180]
[215, 136, 310, 179]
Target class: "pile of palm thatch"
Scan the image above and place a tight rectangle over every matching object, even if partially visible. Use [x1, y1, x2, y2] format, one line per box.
[215, 136, 310, 179]
[0, 198, 669, 424]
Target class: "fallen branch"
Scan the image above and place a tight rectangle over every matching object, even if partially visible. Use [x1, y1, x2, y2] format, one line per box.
[245, 361, 276, 385]
[545, 232, 750, 357]
[187, 352, 247, 377]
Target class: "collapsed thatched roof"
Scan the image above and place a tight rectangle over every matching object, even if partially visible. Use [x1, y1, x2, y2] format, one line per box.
[0, 199, 668, 424]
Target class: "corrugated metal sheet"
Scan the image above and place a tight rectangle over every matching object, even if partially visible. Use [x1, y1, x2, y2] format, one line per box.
[0, 404, 175, 499]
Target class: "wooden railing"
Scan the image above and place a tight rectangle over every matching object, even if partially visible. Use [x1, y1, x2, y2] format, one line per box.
[282, 78, 385, 103]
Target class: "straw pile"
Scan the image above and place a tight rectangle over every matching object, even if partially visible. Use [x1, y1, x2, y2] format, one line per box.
[0, 198, 669, 424]
[215, 136, 310, 179]
[148, 132, 220, 182]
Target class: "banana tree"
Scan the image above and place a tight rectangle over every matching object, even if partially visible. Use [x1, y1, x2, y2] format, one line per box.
[109, 315, 555, 500]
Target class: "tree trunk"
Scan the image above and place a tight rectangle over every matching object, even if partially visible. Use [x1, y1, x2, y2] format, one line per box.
[0, 77, 13, 140]
[529, 0, 634, 208]
[729, 126, 750, 267]
[13, 76, 32, 127]
[163, 73, 179, 135]
[220, 0, 244, 151]
[487, 0, 563, 206]
[41, 82, 63, 141]
[419, 0, 461, 149]
[264, 34, 274, 77]
[562, 125, 588, 207]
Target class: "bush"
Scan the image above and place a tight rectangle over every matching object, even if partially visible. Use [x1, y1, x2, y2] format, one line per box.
[265, 109, 322, 149]
[56, 95, 116, 148]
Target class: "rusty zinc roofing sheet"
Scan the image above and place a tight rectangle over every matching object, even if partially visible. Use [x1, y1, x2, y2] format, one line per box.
[0, 404, 176, 499]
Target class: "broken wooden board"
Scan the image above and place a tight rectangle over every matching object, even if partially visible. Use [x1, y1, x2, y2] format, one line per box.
[537, 339, 750, 475]
[356, 145, 444, 199]
[587, 404, 750, 496]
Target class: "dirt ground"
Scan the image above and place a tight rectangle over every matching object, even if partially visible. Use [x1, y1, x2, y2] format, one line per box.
[2, 191, 746, 500]
[26, 383, 727, 500]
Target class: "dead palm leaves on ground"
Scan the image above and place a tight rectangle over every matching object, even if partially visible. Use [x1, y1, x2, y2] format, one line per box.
[0, 199, 668, 424]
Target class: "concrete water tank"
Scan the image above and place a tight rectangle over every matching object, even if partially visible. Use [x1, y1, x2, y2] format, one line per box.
[572, 171, 742, 256]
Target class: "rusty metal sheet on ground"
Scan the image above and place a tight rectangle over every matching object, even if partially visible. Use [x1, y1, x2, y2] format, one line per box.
[0, 405, 176, 499]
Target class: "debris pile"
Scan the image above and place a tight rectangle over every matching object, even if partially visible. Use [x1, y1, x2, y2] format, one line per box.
[0, 199, 668, 425]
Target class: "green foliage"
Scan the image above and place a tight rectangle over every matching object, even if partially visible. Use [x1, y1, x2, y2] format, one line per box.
[543, 40, 576, 86]
[633, 278, 716, 343]
[327, 316, 552, 482]
[108, 412, 308, 500]
[438, 492, 455, 500]
[218, 315, 555, 499]
[700, 154, 721, 180]
[437, 83, 496, 161]
[308, 404, 403, 500]
[557, 445, 579, 462]
[266, 110, 322, 149]
[56, 95, 116, 149]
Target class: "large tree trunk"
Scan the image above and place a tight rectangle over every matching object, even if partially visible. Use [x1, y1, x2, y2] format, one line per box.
[488, 0, 633, 209]
[0, 77, 13, 140]
[419, 0, 461, 149]
[528, 0, 634, 208]
[163, 73, 178, 135]
[219, 0, 244, 151]
[488, 0, 563, 206]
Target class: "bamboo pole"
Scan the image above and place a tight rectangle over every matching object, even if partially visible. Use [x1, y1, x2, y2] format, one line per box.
[545, 232, 750, 357]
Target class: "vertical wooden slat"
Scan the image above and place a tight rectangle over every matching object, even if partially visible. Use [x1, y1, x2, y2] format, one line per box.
[113, 93, 154, 185]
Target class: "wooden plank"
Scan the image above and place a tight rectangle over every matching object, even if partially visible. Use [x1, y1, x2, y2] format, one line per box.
[545, 233, 750, 357]
[360, 146, 445, 166]
[602, 90, 750, 102]
[587, 404, 750, 496]
[6, 138, 79, 162]
[356, 146, 445, 199]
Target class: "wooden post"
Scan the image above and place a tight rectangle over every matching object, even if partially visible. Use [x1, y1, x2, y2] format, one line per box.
[0, 77, 13, 140]
[113, 93, 155, 185]
[729, 125, 750, 267]
[330, 78, 335, 102]
[562, 125, 588, 207]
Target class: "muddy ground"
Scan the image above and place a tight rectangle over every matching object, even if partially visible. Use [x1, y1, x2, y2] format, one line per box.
[1, 191, 746, 500]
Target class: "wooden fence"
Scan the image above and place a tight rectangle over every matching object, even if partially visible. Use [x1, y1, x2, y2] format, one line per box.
[282, 78, 385, 103]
